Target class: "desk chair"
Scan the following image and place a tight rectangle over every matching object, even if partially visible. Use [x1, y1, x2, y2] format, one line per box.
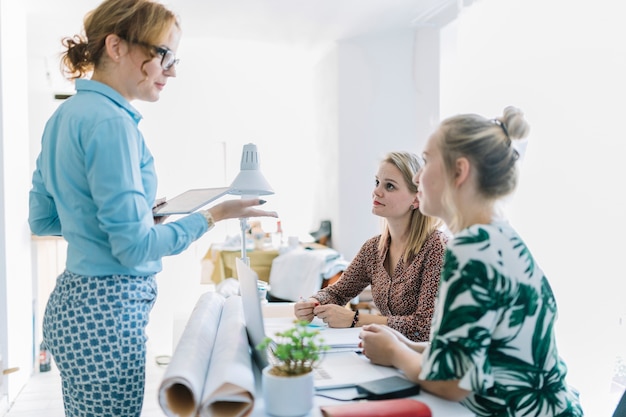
[310, 220, 332, 247]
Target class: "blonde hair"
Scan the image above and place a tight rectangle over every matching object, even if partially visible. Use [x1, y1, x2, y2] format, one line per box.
[436, 106, 531, 232]
[377, 151, 443, 261]
[61, 0, 179, 79]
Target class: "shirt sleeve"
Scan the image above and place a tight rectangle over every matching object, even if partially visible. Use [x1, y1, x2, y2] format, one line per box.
[419, 231, 501, 393]
[385, 231, 447, 341]
[85, 117, 207, 268]
[29, 161, 62, 236]
[312, 238, 376, 306]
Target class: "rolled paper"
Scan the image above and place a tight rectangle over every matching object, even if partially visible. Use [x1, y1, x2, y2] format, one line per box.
[158, 292, 226, 417]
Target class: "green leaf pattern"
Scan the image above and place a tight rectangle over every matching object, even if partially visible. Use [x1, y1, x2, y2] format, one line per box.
[421, 222, 583, 416]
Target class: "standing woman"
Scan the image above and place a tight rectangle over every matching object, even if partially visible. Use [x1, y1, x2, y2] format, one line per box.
[28, 1, 276, 416]
[295, 152, 447, 342]
[359, 107, 583, 416]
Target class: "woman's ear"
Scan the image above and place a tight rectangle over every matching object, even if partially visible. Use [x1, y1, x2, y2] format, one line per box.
[104, 34, 125, 62]
[454, 157, 471, 187]
[411, 196, 419, 210]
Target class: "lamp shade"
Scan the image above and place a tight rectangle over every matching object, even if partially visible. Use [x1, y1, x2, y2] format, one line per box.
[228, 143, 274, 196]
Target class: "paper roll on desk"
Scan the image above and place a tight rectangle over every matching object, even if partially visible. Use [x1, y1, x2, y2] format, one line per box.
[158, 292, 255, 417]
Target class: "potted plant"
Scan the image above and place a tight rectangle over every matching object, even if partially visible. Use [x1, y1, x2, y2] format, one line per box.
[257, 320, 329, 417]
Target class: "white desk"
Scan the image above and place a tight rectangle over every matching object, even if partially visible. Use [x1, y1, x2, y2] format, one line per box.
[256, 303, 474, 417]
[250, 382, 473, 416]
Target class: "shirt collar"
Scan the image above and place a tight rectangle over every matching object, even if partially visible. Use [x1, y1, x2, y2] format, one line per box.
[75, 79, 143, 124]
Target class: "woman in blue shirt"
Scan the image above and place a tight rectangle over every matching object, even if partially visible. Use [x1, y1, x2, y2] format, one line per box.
[28, 1, 276, 416]
[359, 107, 583, 416]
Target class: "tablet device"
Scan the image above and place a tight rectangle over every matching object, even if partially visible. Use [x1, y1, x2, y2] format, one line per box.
[153, 187, 230, 216]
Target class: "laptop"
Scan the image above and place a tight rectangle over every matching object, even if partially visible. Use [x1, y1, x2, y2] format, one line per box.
[236, 258, 399, 390]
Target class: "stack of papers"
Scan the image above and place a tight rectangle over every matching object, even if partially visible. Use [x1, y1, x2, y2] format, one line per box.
[264, 317, 361, 352]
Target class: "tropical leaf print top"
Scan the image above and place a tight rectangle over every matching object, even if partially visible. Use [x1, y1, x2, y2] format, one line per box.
[419, 222, 583, 416]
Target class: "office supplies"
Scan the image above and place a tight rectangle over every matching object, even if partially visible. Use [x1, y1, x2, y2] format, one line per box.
[237, 258, 398, 390]
[152, 187, 230, 216]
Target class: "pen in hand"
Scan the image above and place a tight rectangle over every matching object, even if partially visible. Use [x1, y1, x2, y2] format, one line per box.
[299, 296, 319, 307]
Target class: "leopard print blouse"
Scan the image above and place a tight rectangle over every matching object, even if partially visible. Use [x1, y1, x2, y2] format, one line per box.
[313, 230, 448, 342]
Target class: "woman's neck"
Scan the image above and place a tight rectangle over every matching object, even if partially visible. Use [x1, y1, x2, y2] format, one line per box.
[456, 199, 495, 232]
[386, 216, 410, 248]
[385, 220, 409, 276]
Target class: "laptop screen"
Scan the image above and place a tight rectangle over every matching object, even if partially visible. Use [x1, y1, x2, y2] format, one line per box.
[236, 258, 270, 369]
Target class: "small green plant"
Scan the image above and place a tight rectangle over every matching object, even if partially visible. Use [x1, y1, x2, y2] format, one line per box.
[257, 320, 329, 376]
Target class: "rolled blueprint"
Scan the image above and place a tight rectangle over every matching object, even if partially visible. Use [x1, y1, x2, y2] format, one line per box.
[158, 292, 226, 417]
[198, 295, 255, 417]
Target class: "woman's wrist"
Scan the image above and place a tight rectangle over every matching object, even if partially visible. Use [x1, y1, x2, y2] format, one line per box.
[200, 209, 215, 230]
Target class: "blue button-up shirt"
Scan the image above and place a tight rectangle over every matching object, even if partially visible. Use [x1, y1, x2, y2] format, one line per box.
[29, 79, 207, 276]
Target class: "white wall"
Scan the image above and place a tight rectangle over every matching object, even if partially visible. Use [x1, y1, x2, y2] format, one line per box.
[312, 45, 339, 248]
[440, 0, 626, 414]
[0, 0, 35, 408]
[336, 30, 431, 259]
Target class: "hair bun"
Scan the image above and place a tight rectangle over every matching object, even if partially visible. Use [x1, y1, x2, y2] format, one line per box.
[501, 106, 530, 140]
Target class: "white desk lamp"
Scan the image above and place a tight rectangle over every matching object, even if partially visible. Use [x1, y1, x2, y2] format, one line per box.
[228, 143, 274, 265]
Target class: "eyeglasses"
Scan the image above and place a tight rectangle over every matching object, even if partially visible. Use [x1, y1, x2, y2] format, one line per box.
[151, 45, 179, 71]
[125, 39, 179, 70]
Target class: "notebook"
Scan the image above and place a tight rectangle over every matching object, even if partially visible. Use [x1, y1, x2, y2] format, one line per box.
[153, 187, 230, 216]
[236, 258, 399, 390]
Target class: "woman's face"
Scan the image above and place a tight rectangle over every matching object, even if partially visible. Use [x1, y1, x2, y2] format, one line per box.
[415, 130, 447, 221]
[120, 25, 181, 102]
[372, 161, 416, 221]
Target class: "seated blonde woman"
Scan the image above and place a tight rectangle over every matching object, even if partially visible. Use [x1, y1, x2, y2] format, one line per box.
[294, 151, 447, 342]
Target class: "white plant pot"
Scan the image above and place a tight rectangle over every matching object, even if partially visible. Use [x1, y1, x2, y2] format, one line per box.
[262, 366, 314, 417]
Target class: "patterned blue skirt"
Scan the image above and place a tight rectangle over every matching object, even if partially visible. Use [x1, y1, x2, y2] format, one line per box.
[43, 270, 157, 417]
